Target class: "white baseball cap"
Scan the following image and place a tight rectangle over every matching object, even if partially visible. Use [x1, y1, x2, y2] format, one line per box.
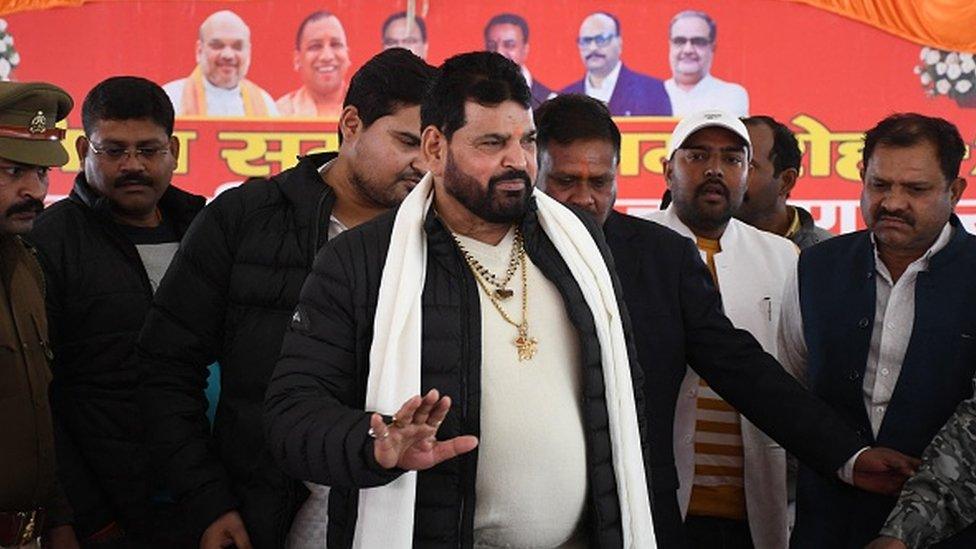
[667, 109, 752, 159]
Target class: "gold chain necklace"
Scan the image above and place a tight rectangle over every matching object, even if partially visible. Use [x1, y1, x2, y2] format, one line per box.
[453, 230, 522, 300]
[453, 228, 538, 361]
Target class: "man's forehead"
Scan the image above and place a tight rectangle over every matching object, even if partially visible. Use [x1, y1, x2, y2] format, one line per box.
[463, 100, 534, 128]
[386, 17, 421, 38]
[305, 16, 346, 41]
[489, 24, 523, 42]
[671, 15, 710, 36]
[581, 14, 614, 34]
[546, 138, 616, 162]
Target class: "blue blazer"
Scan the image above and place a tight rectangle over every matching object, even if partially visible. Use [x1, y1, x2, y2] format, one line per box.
[792, 215, 976, 548]
[561, 64, 671, 116]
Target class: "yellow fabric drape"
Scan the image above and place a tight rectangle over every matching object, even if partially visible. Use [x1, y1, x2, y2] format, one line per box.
[0, 0, 87, 16]
[788, 0, 976, 53]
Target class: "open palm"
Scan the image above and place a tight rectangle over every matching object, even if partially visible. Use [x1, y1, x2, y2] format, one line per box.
[371, 389, 479, 470]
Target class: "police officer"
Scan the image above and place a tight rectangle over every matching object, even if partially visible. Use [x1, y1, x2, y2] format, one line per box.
[0, 81, 79, 549]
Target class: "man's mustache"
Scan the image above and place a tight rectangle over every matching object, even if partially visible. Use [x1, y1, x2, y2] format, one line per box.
[695, 178, 729, 198]
[488, 170, 532, 190]
[876, 209, 914, 226]
[6, 198, 43, 217]
[113, 175, 154, 188]
[586, 52, 606, 61]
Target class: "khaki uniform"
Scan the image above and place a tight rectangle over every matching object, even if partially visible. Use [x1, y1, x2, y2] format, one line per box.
[0, 234, 70, 525]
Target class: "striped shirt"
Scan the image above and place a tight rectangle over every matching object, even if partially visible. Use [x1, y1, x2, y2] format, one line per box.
[687, 237, 747, 520]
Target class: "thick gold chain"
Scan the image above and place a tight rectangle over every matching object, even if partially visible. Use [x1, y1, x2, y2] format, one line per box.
[455, 229, 537, 361]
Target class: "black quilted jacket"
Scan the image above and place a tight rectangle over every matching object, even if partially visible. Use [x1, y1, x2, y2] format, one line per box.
[265, 199, 652, 548]
[138, 152, 337, 548]
[28, 174, 204, 539]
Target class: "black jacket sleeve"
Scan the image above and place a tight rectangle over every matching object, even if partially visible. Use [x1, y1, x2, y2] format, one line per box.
[136, 193, 239, 537]
[31, 243, 112, 534]
[264, 236, 402, 489]
[676, 238, 866, 476]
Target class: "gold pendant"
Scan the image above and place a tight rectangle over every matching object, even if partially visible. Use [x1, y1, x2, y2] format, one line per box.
[495, 288, 514, 300]
[514, 326, 537, 361]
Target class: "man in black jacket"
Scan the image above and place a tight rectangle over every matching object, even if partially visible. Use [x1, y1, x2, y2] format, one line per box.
[534, 94, 922, 548]
[28, 76, 205, 547]
[265, 51, 656, 548]
[136, 49, 436, 549]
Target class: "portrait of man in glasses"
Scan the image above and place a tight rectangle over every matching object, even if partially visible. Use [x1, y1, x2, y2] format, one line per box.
[27, 76, 205, 547]
[664, 10, 750, 117]
[561, 11, 671, 116]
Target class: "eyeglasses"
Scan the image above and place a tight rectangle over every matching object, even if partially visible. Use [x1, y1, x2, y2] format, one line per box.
[384, 37, 421, 47]
[577, 32, 617, 48]
[670, 36, 712, 48]
[88, 140, 170, 163]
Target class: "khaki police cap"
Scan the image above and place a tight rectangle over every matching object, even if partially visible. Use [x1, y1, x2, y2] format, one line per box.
[0, 81, 73, 167]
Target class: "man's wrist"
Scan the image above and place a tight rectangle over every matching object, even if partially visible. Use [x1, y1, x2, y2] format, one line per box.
[838, 446, 870, 484]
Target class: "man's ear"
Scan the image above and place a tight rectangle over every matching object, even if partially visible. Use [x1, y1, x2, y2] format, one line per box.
[661, 157, 674, 190]
[168, 135, 181, 164]
[423, 125, 447, 177]
[75, 134, 89, 162]
[778, 168, 798, 199]
[950, 177, 967, 206]
[857, 159, 865, 182]
[338, 105, 361, 147]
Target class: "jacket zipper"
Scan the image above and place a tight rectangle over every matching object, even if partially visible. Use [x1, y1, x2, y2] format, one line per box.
[308, 189, 331, 268]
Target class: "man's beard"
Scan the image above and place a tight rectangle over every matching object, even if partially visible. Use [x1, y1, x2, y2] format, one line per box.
[673, 177, 736, 234]
[444, 151, 532, 224]
[349, 165, 423, 209]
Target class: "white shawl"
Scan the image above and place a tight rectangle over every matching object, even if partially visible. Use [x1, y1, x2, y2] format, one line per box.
[353, 172, 655, 548]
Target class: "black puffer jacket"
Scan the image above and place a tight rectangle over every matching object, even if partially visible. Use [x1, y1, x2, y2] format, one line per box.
[27, 174, 204, 539]
[138, 152, 337, 547]
[265, 200, 651, 548]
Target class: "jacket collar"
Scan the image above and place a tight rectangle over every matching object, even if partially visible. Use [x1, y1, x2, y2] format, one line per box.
[69, 172, 206, 234]
[604, 209, 639, 241]
[924, 214, 968, 270]
[276, 151, 337, 214]
[657, 205, 747, 250]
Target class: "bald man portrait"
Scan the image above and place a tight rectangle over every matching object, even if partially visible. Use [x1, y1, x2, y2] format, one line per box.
[163, 9, 278, 117]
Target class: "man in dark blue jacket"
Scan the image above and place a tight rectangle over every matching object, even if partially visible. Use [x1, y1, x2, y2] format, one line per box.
[561, 12, 671, 116]
[778, 113, 976, 548]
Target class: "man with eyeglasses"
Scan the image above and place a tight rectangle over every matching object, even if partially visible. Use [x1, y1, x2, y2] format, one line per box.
[484, 13, 553, 108]
[664, 10, 749, 117]
[28, 76, 205, 548]
[381, 11, 428, 60]
[561, 11, 671, 117]
[0, 81, 80, 549]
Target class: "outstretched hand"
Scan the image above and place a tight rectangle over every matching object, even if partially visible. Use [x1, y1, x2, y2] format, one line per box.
[370, 389, 478, 471]
[853, 447, 921, 496]
[865, 536, 908, 549]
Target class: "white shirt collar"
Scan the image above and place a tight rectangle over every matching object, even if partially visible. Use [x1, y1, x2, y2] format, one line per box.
[521, 65, 533, 88]
[585, 61, 622, 104]
[202, 75, 241, 99]
[664, 73, 714, 95]
[870, 221, 953, 282]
